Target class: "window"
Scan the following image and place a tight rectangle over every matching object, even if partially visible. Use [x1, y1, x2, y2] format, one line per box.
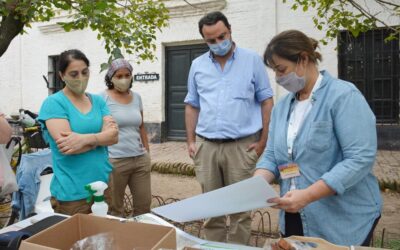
[47, 55, 63, 94]
[338, 28, 400, 124]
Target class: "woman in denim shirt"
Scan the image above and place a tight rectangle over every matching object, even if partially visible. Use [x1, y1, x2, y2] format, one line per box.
[255, 30, 382, 246]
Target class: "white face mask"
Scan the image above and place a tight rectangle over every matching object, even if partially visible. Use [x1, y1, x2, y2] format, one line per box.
[112, 77, 132, 92]
[275, 72, 306, 93]
[275, 62, 306, 93]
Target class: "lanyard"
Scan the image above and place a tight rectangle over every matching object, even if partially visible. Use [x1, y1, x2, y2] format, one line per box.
[287, 100, 312, 160]
[287, 74, 323, 161]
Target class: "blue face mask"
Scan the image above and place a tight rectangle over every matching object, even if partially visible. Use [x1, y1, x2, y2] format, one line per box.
[208, 39, 232, 56]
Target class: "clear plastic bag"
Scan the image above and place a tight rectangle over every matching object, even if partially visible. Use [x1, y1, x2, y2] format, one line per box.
[70, 232, 117, 250]
[0, 145, 18, 197]
[263, 236, 348, 250]
[264, 238, 315, 250]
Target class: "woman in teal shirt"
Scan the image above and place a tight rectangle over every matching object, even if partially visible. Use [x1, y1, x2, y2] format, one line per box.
[39, 49, 118, 215]
[255, 30, 382, 246]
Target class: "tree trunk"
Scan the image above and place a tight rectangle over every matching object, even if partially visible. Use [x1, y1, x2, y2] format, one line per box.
[0, 12, 25, 57]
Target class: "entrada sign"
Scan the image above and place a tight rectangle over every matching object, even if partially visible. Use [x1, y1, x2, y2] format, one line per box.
[134, 73, 160, 81]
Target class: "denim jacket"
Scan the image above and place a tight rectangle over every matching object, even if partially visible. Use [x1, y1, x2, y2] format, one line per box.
[256, 71, 382, 246]
[11, 149, 52, 219]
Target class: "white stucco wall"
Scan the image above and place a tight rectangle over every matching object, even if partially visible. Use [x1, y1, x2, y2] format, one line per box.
[131, 0, 278, 123]
[0, 0, 398, 124]
[0, 15, 109, 116]
[0, 35, 22, 115]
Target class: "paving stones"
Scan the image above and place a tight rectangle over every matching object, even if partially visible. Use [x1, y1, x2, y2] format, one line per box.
[150, 142, 400, 185]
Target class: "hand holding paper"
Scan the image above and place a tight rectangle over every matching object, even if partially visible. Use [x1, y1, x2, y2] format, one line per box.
[152, 176, 278, 223]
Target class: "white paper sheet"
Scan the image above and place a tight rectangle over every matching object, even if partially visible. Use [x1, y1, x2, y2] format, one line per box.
[152, 175, 278, 223]
[130, 213, 263, 249]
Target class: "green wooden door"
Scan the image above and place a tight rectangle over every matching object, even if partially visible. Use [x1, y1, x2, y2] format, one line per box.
[166, 44, 208, 140]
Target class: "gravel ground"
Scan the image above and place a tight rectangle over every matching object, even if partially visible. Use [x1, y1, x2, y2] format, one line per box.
[150, 142, 400, 185]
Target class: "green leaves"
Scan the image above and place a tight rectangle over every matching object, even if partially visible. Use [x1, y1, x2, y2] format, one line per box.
[112, 47, 123, 59]
[100, 63, 109, 72]
[0, 0, 169, 68]
[72, 0, 169, 68]
[95, 1, 108, 11]
[283, 0, 399, 43]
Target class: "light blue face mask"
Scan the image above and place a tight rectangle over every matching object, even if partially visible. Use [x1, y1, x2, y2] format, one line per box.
[208, 39, 232, 56]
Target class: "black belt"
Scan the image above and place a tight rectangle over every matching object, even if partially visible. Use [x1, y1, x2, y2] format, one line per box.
[196, 130, 261, 143]
[196, 134, 238, 143]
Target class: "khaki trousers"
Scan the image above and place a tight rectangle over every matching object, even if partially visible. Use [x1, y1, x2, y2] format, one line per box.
[108, 153, 151, 217]
[192, 133, 260, 245]
[50, 197, 92, 215]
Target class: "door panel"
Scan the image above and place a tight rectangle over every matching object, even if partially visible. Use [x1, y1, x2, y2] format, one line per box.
[165, 44, 209, 140]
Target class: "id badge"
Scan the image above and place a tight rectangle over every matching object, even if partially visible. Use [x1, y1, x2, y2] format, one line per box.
[278, 163, 301, 179]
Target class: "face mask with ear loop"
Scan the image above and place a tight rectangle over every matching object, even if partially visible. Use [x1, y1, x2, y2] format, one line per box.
[63, 77, 89, 95]
[208, 38, 233, 56]
[112, 77, 132, 92]
[275, 59, 306, 93]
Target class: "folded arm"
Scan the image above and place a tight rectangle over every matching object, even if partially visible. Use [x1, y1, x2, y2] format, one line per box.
[45, 115, 118, 155]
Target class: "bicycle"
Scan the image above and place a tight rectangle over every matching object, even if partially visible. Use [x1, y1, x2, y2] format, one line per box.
[7, 109, 48, 164]
[0, 110, 49, 228]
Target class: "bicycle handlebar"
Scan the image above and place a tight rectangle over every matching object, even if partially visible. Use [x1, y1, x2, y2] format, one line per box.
[7, 119, 20, 125]
[24, 126, 40, 132]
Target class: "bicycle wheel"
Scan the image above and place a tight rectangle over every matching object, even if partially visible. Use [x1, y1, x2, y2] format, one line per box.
[7, 137, 22, 171]
[0, 194, 19, 228]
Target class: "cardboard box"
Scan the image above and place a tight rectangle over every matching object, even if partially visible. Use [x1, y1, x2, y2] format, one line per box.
[20, 214, 176, 250]
[273, 236, 348, 250]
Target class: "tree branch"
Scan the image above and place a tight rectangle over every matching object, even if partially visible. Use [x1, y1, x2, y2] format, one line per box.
[182, 0, 206, 12]
[375, 0, 400, 8]
[345, 0, 397, 32]
[0, 12, 24, 57]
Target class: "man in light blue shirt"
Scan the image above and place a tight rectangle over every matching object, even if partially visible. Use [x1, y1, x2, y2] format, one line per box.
[184, 11, 274, 245]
